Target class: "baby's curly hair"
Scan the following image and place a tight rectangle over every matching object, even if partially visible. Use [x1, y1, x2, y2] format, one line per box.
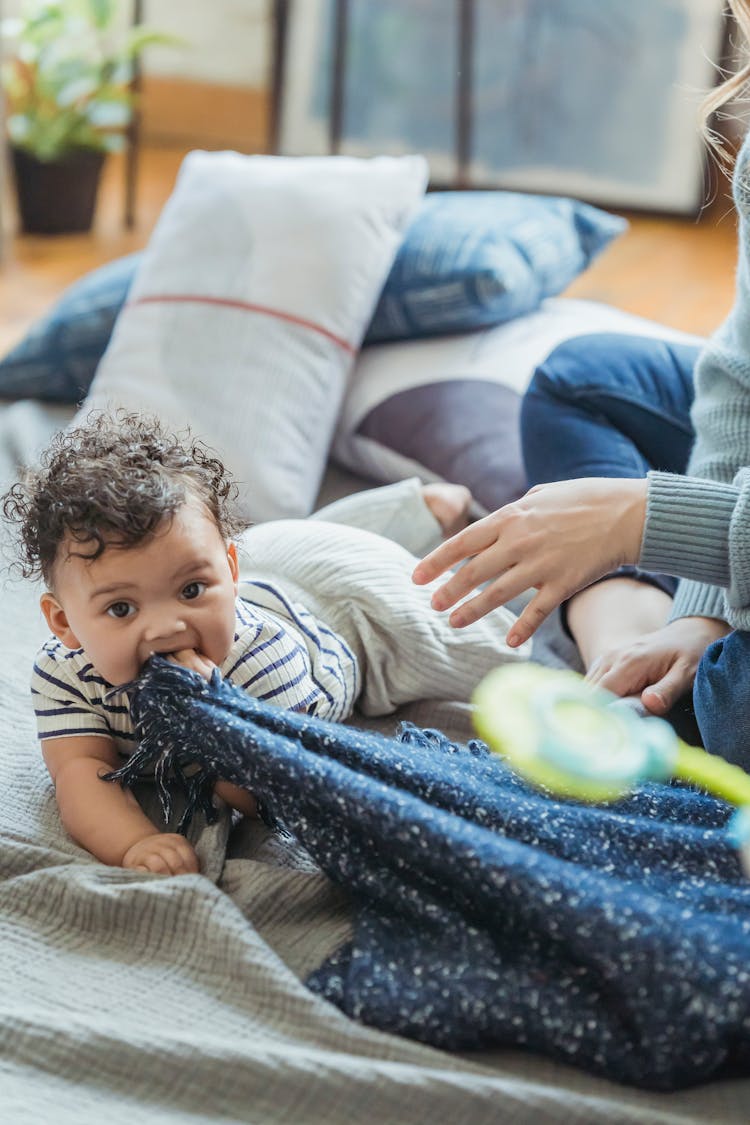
[2, 410, 250, 586]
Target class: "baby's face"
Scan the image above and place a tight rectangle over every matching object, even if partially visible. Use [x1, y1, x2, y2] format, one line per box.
[41, 498, 240, 686]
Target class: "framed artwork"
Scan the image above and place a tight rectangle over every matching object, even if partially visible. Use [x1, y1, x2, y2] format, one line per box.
[272, 0, 728, 215]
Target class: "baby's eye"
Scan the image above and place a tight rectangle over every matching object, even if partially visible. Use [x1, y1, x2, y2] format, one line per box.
[181, 581, 206, 601]
[106, 601, 135, 619]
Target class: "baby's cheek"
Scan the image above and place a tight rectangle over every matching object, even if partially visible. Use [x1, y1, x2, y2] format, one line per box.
[106, 661, 141, 690]
[203, 617, 235, 669]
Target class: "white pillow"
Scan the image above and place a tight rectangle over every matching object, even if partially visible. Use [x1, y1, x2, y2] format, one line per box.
[84, 150, 428, 521]
[333, 298, 704, 513]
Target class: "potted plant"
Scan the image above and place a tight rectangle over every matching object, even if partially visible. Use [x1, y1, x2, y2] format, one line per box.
[1, 0, 176, 234]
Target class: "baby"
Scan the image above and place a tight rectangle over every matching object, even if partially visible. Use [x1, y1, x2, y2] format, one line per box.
[3, 412, 526, 877]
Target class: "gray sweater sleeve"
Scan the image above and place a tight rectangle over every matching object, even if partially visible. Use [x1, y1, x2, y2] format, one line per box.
[639, 469, 750, 628]
[637, 135, 750, 630]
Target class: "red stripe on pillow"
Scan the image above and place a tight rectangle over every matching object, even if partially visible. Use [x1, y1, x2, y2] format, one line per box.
[127, 294, 356, 354]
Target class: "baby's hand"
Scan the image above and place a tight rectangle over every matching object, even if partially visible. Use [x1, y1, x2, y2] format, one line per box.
[121, 832, 200, 876]
[167, 648, 216, 682]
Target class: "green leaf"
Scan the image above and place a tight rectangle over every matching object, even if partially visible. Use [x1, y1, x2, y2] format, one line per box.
[100, 132, 126, 152]
[57, 75, 99, 106]
[85, 0, 117, 31]
[109, 61, 134, 85]
[0, 18, 25, 40]
[85, 99, 131, 128]
[1, 0, 183, 159]
[122, 27, 187, 60]
[22, 6, 67, 47]
[7, 113, 32, 143]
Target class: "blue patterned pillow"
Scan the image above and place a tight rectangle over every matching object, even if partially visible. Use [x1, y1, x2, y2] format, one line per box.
[0, 192, 625, 403]
[0, 253, 139, 403]
[366, 192, 627, 343]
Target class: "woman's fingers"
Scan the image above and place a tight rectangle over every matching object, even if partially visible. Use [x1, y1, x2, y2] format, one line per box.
[589, 647, 660, 697]
[413, 515, 502, 585]
[588, 648, 691, 714]
[641, 663, 692, 715]
[639, 686, 670, 715]
[429, 546, 516, 611]
[505, 589, 560, 646]
[445, 570, 526, 628]
[446, 571, 559, 644]
[591, 663, 644, 697]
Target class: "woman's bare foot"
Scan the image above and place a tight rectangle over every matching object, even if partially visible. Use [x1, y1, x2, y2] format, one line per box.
[421, 482, 473, 538]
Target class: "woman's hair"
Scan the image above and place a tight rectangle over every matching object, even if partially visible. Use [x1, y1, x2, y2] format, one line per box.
[2, 410, 250, 586]
[701, 0, 750, 165]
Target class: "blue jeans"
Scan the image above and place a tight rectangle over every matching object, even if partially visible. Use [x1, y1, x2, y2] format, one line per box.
[695, 633, 750, 768]
[522, 333, 697, 483]
[520, 333, 747, 762]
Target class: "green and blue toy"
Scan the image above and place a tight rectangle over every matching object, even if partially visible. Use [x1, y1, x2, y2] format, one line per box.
[473, 664, 750, 871]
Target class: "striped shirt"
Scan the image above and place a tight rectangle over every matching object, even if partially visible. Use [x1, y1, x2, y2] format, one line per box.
[31, 578, 360, 756]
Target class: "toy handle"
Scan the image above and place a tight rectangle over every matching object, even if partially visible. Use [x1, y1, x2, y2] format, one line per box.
[675, 741, 750, 807]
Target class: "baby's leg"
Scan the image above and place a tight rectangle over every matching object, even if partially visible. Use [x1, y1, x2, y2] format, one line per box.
[312, 477, 470, 557]
[238, 518, 528, 716]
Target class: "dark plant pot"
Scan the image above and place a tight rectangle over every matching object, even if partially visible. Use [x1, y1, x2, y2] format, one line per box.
[11, 146, 106, 235]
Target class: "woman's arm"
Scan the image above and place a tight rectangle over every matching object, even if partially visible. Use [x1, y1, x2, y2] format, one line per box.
[662, 141, 750, 624]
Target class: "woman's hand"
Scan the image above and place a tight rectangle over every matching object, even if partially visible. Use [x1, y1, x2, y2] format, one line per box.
[586, 615, 731, 713]
[412, 477, 648, 645]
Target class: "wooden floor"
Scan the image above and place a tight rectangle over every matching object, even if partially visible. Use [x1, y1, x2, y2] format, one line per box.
[0, 145, 742, 357]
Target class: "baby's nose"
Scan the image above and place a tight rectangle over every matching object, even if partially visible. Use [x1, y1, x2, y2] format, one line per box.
[143, 612, 189, 645]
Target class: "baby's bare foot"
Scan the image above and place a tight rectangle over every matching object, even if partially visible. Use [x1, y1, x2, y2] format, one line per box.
[421, 482, 473, 538]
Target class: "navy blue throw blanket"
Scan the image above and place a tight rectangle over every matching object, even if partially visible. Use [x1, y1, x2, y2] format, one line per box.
[109, 658, 750, 1091]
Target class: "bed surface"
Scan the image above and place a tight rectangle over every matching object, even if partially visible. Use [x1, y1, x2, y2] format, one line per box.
[1, 402, 748, 1124]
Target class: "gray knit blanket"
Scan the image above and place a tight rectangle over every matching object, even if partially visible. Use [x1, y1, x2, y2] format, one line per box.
[1, 402, 748, 1123]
